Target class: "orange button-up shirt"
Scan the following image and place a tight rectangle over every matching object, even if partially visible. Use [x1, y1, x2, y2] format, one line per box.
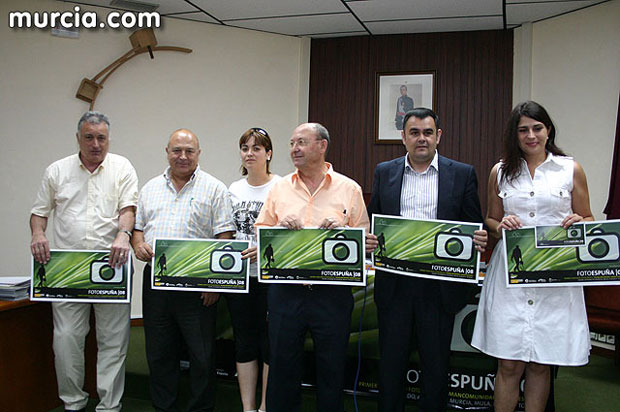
[255, 163, 369, 231]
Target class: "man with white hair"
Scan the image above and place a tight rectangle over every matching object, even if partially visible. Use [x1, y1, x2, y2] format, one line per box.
[30, 111, 138, 412]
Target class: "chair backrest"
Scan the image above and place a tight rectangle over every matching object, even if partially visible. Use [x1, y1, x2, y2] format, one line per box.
[585, 286, 620, 312]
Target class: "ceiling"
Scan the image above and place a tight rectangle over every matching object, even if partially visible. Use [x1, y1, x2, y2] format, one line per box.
[59, 0, 609, 38]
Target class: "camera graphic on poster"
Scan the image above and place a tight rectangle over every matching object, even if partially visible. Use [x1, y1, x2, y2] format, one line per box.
[576, 228, 620, 263]
[450, 304, 479, 353]
[322, 233, 360, 265]
[211, 245, 244, 274]
[90, 257, 124, 284]
[567, 227, 583, 239]
[434, 228, 474, 262]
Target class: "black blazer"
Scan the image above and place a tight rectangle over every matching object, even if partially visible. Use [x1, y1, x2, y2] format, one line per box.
[367, 154, 484, 314]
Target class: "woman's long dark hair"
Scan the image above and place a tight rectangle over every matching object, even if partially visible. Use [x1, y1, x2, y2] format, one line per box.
[239, 128, 273, 176]
[500, 101, 566, 184]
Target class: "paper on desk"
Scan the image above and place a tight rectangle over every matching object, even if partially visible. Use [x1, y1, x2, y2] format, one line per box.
[0, 276, 31, 287]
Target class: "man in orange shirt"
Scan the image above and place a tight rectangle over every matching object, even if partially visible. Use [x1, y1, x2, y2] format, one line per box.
[256, 122, 376, 412]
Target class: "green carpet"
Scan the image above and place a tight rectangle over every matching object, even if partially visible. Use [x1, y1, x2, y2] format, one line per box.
[50, 327, 620, 411]
[554, 353, 620, 411]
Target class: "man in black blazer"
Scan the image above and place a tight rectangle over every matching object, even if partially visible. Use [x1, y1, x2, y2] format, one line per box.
[367, 108, 487, 412]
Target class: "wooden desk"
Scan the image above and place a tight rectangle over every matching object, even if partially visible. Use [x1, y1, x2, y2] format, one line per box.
[0, 300, 97, 412]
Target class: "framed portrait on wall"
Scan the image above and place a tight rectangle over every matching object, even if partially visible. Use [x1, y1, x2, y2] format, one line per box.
[374, 71, 436, 144]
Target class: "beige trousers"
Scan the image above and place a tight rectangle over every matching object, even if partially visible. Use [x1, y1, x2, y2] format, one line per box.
[51, 302, 130, 411]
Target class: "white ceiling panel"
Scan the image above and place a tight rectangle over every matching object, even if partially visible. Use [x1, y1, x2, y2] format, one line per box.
[227, 13, 365, 36]
[166, 12, 220, 24]
[349, 0, 502, 21]
[310, 31, 369, 39]
[55, 0, 611, 37]
[143, 0, 198, 14]
[191, 0, 347, 21]
[62, 0, 199, 15]
[366, 15, 504, 35]
[506, 1, 598, 24]
[506, 0, 586, 3]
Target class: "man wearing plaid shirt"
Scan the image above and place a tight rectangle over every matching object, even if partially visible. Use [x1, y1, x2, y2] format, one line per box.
[131, 129, 234, 412]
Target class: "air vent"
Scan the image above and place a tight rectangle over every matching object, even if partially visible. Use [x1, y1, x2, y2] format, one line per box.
[109, 0, 159, 12]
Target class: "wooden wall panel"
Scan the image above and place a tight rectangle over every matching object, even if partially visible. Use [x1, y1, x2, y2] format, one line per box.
[308, 36, 372, 187]
[309, 30, 514, 213]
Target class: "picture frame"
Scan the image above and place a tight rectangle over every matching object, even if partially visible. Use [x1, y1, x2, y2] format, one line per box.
[374, 71, 436, 143]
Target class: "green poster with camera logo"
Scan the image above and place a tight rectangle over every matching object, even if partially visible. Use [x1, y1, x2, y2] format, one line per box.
[503, 220, 620, 287]
[31, 250, 131, 303]
[371, 215, 482, 283]
[534, 223, 586, 248]
[152, 238, 250, 292]
[256, 227, 366, 285]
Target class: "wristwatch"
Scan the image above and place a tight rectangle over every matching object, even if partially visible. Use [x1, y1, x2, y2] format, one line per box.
[121, 230, 133, 239]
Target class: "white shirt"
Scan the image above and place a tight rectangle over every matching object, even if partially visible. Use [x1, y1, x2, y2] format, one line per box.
[135, 166, 235, 247]
[498, 154, 574, 226]
[400, 150, 439, 219]
[229, 175, 281, 245]
[31, 153, 138, 250]
[229, 175, 281, 276]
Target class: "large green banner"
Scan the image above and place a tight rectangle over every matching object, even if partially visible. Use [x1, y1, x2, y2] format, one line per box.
[503, 219, 620, 287]
[372, 214, 482, 283]
[152, 238, 250, 293]
[31, 249, 131, 303]
[256, 227, 366, 285]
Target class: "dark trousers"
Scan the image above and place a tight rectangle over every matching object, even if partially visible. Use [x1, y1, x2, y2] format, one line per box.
[377, 279, 455, 412]
[266, 284, 353, 412]
[142, 265, 217, 412]
[225, 277, 270, 363]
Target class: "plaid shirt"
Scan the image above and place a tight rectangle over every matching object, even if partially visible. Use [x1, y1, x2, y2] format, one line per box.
[135, 165, 234, 246]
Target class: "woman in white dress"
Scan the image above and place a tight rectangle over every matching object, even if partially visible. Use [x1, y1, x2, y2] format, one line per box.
[226, 127, 281, 412]
[471, 101, 594, 411]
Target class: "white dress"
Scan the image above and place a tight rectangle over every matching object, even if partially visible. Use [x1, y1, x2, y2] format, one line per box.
[471, 153, 591, 366]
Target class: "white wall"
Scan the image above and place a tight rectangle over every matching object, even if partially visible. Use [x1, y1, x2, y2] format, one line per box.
[514, 0, 620, 219]
[0, 0, 310, 316]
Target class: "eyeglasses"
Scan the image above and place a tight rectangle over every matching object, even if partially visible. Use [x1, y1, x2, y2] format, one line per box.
[289, 138, 323, 148]
[251, 127, 269, 137]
